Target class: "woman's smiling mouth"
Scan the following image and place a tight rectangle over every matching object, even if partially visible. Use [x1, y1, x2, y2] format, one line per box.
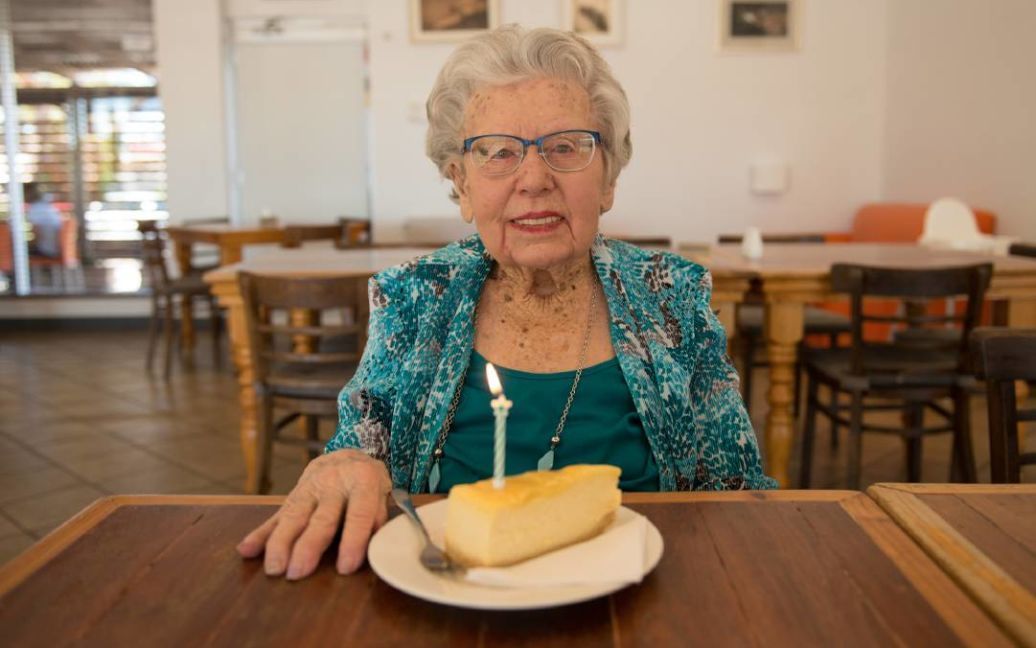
[510, 212, 563, 232]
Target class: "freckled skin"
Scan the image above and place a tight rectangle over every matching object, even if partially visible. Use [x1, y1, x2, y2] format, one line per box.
[451, 77, 617, 373]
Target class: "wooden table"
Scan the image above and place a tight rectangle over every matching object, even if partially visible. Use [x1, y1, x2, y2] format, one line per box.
[166, 224, 288, 348]
[0, 492, 1008, 646]
[696, 243, 1036, 487]
[869, 483, 1036, 646]
[204, 247, 434, 493]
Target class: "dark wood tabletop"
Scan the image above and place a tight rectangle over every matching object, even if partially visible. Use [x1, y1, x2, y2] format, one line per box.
[0, 492, 1009, 647]
[868, 483, 1036, 646]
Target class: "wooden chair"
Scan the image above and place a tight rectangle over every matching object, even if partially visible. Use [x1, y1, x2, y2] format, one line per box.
[139, 222, 222, 379]
[281, 223, 349, 248]
[1009, 242, 1036, 258]
[180, 216, 231, 270]
[607, 235, 673, 249]
[799, 263, 992, 489]
[29, 217, 83, 289]
[239, 271, 368, 494]
[719, 233, 851, 416]
[970, 327, 1036, 483]
[335, 217, 371, 247]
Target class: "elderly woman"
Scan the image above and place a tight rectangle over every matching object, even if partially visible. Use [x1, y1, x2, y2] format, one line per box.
[238, 25, 775, 580]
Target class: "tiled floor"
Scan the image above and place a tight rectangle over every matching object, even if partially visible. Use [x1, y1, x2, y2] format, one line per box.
[0, 327, 1032, 568]
[0, 328, 318, 566]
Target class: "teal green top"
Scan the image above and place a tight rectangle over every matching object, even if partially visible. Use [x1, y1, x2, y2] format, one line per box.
[435, 350, 660, 492]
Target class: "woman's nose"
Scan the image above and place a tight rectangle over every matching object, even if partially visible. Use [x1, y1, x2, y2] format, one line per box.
[515, 148, 556, 195]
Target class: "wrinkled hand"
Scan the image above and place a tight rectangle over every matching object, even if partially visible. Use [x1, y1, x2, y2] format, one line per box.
[236, 449, 392, 580]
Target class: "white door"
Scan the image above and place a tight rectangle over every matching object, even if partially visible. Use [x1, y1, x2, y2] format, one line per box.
[230, 21, 368, 226]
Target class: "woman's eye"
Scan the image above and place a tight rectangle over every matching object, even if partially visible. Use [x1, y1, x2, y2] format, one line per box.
[490, 148, 517, 160]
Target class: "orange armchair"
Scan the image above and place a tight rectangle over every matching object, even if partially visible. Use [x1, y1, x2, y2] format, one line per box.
[848, 203, 996, 242]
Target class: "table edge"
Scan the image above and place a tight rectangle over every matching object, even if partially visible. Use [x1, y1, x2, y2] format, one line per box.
[0, 495, 284, 597]
[867, 484, 1036, 646]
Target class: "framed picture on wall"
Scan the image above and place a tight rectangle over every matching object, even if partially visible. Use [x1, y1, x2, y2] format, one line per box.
[720, 0, 799, 52]
[563, 0, 623, 46]
[410, 0, 499, 43]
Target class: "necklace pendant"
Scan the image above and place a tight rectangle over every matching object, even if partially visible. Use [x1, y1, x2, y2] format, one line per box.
[428, 460, 441, 493]
[536, 448, 555, 471]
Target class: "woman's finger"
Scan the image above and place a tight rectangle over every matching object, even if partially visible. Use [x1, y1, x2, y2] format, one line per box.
[285, 495, 346, 580]
[336, 483, 386, 574]
[263, 495, 317, 576]
[236, 512, 279, 558]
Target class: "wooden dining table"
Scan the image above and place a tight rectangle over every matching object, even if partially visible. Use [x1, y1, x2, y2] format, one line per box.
[868, 483, 1036, 646]
[696, 243, 1036, 487]
[0, 491, 1010, 646]
[166, 224, 290, 349]
[204, 247, 437, 494]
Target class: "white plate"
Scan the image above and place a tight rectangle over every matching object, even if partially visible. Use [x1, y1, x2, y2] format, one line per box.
[367, 500, 664, 610]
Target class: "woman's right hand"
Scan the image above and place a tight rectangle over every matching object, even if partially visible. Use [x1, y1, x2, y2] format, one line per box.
[236, 448, 392, 580]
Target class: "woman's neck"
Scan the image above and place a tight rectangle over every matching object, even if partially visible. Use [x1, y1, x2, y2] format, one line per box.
[489, 256, 595, 304]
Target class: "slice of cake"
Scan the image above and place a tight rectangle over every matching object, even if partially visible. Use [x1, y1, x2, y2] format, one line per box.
[444, 464, 621, 567]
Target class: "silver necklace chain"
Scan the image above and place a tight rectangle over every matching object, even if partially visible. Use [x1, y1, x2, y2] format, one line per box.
[433, 275, 599, 461]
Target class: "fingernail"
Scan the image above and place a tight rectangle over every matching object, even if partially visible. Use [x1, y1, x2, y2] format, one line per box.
[286, 564, 302, 580]
[265, 559, 284, 575]
[337, 555, 359, 574]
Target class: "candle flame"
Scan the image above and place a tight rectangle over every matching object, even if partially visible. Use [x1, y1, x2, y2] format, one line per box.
[485, 363, 502, 396]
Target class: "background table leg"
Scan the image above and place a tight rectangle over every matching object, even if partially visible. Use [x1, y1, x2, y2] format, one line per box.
[764, 301, 805, 488]
[173, 240, 196, 351]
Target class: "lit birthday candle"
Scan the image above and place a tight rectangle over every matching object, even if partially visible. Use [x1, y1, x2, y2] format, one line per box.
[485, 363, 512, 489]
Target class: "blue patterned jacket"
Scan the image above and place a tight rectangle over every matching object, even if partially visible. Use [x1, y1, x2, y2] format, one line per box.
[326, 234, 777, 492]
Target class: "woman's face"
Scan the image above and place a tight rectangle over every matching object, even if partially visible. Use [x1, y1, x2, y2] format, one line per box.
[452, 77, 615, 271]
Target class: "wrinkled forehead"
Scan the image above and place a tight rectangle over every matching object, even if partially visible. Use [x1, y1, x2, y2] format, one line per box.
[462, 77, 594, 134]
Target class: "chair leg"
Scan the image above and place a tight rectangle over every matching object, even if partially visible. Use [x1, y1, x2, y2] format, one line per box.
[829, 385, 840, 450]
[904, 403, 924, 482]
[740, 334, 755, 415]
[255, 393, 276, 495]
[145, 297, 161, 372]
[987, 380, 1013, 483]
[951, 387, 977, 483]
[208, 296, 222, 369]
[847, 392, 864, 490]
[306, 415, 320, 460]
[793, 349, 803, 419]
[163, 295, 176, 381]
[799, 374, 820, 488]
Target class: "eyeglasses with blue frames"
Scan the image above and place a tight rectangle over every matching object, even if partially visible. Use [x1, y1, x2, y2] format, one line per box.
[461, 130, 602, 176]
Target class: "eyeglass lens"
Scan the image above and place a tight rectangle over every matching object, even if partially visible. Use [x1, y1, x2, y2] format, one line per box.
[470, 131, 596, 174]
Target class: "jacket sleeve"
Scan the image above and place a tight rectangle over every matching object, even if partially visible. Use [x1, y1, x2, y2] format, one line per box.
[685, 270, 778, 490]
[325, 270, 414, 466]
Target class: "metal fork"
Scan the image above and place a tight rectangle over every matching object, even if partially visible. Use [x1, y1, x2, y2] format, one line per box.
[390, 488, 465, 576]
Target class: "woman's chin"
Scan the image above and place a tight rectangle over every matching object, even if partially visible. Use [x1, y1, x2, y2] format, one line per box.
[503, 242, 588, 271]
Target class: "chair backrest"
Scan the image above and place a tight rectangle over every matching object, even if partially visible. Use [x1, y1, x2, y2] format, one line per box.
[138, 222, 171, 289]
[851, 203, 997, 242]
[337, 217, 371, 247]
[1009, 242, 1036, 258]
[0, 221, 12, 273]
[919, 198, 983, 245]
[281, 223, 344, 248]
[830, 263, 993, 374]
[717, 232, 826, 244]
[238, 272, 368, 385]
[970, 327, 1036, 482]
[57, 217, 79, 267]
[608, 235, 673, 249]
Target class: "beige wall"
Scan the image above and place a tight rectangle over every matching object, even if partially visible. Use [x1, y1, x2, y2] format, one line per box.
[882, 0, 1036, 239]
[152, 0, 229, 223]
[367, 0, 887, 243]
[153, 1, 1034, 243]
